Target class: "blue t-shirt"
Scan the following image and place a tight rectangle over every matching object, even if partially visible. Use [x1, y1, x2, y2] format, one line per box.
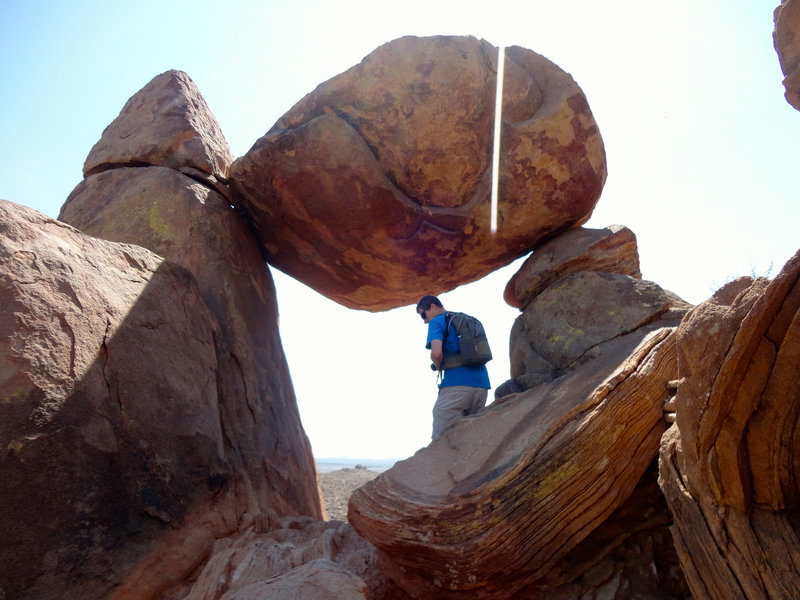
[426, 313, 491, 389]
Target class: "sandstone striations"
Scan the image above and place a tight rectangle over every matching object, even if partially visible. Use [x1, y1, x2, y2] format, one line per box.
[349, 327, 683, 599]
[659, 251, 800, 599]
[348, 224, 693, 599]
[774, 0, 800, 110]
[229, 36, 607, 311]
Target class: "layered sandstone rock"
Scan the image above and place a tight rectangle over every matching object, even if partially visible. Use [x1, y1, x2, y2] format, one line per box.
[348, 327, 682, 599]
[347, 222, 695, 599]
[774, 0, 800, 110]
[83, 69, 234, 180]
[659, 250, 800, 599]
[229, 35, 607, 311]
[0, 200, 225, 598]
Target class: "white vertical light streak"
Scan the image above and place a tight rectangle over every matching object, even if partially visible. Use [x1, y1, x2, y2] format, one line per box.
[490, 45, 505, 234]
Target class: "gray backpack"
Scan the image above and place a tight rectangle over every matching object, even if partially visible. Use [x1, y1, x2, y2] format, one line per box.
[441, 311, 493, 369]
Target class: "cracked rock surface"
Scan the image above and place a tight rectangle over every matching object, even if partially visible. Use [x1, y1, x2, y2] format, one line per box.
[228, 35, 607, 311]
[0, 199, 224, 598]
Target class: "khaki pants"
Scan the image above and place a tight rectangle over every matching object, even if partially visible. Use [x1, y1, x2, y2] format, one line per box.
[432, 386, 488, 439]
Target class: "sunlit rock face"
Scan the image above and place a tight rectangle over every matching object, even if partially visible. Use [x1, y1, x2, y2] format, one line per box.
[229, 35, 607, 311]
[774, 0, 800, 110]
[659, 250, 800, 599]
[83, 69, 234, 180]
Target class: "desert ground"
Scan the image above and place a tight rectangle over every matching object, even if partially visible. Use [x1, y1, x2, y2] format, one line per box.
[319, 466, 380, 521]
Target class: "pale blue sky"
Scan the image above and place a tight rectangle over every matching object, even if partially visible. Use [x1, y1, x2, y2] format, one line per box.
[2, 0, 797, 459]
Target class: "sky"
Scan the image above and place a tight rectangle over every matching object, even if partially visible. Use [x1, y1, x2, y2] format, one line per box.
[1, 0, 797, 460]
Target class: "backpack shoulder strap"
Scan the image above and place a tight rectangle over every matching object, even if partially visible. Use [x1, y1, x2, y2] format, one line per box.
[441, 311, 456, 347]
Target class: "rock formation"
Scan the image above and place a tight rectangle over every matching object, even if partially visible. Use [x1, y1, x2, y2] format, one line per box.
[497, 225, 688, 397]
[83, 70, 234, 181]
[229, 36, 607, 311]
[3, 16, 799, 598]
[1, 70, 322, 600]
[774, 0, 800, 110]
[659, 251, 800, 599]
[0, 200, 225, 598]
[349, 326, 685, 599]
[503, 224, 641, 309]
[348, 227, 693, 599]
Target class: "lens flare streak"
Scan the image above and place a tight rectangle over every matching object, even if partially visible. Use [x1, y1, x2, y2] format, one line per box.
[490, 45, 505, 234]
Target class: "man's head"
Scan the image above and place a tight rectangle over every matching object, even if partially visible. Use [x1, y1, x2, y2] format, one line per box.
[416, 295, 444, 324]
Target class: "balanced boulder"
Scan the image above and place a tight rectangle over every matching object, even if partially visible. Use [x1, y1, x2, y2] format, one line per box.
[229, 35, 607, 311]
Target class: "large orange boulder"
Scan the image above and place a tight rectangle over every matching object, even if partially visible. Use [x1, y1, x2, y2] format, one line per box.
[229, 35, 607, 311]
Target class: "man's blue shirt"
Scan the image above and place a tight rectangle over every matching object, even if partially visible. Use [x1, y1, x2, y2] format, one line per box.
[426, 313, 490, 389]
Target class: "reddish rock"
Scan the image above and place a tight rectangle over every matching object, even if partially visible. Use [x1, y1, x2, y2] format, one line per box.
[223, 559, 368, 600]
[167, 515, 408, 600]
[504, 225, 642, 309]
[83, 70, 234, 180]
[526, 459, 689, 599]
[501, 271, 690, 396]
[774, 0, 800, 110]
[658, 249, 800, 599]
[229, 36, 607, 311]
[59, 165, 323, 597]
[348, 327, 679, 599]
[0, 200, 225, 599]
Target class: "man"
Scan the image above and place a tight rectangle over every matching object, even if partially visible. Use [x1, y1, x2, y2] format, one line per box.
[416, 295, 491, 439]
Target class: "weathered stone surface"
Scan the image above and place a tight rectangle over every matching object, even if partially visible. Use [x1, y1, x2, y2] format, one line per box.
[348, 326, 679, 599]
[171, 515, 393, 600]
[501, 272, 690, 396]
[83, 70, 234, 180]
[504, 225, 641, 309]
[223, 559, 368, 600]
[658, 249, 800, 599]
[58, 165, 324, 597]
[0, 200, 225, 599]
[229, 35, 607, 311]
[527, 459, 690, 599]
[775, 0, 800, 110]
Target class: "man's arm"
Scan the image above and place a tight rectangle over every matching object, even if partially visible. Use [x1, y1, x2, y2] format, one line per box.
[430, 339, 443, 370]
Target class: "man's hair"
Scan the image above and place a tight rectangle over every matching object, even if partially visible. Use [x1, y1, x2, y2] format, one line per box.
[416, 295, 443, 312]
